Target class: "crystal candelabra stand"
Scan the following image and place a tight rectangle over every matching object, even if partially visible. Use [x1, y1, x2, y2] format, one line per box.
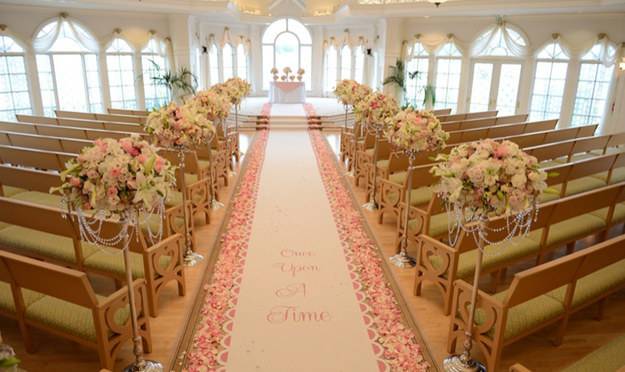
[175, 146, 203, 267]
[389, 151, 417, 268]
[362, 120, 384, 212]
[74, 208, 163, 372]
[442, 207, 536, 371]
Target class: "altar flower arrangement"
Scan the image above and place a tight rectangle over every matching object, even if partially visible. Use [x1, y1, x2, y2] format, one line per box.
[144, 101, 215, 148]
[297, 68, 305, 75]
[431, 139, 547, 217]
[193, 89, 232, 122]
[354, 92, 398, 128]
[385, 107, 448, 153]
[53, 135, 176, 217]
[283, 66, 292, 75]
[270, 67, 278, 75]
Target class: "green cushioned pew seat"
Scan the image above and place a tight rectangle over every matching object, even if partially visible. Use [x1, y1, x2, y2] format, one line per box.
[428, 231, 541, 281]
[11, 191, 63, 208]
[0, 226, 99, 264]
[389, 171, 407, 184]
[0, 282, 45, 313]
[544, 213, 605, 247]
[592, 167, 625, 184]
[376, 159, 390, 170]
[562, 334, 625, 372]
[385, 187, 433, 208]
[590, 204, 625, 225]
[23, 293, 129, 341]
[84, 249, 172, 279]
[408, 212, 448, 238]
[475, 289, 565, 340]
[547, 259, 625, 308]
[1, 186, 25, 197]
[561, 177, 607, 196]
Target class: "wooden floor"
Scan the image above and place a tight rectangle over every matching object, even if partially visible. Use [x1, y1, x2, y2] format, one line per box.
[3, 130, 625, 372]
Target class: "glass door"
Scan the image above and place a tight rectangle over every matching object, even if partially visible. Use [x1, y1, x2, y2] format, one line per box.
[469, 61, 522, 115]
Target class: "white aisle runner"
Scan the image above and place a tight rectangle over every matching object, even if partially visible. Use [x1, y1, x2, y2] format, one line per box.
[225, 130, 380, 371]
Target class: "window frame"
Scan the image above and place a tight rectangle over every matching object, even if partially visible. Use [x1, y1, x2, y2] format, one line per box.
[105, 37, 138, 110]
[528, 40, 570, 121]
[0, 34, 33, 120]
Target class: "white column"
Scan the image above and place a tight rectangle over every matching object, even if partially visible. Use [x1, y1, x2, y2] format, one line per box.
[311, 25, 324, 97]
[24, 48, 43, 115]
[249, 24, 263, 95]
[381, 18, 404, 100]
[560, 57, 581, 128]
[168, 14, 191, 70]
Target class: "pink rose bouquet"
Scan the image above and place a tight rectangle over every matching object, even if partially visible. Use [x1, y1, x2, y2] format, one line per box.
[354, 91, 398, 130]
[54, 135, 176, 217]
[385, 108, 448, 154]
[145, 101, 215, 148]
[431, 139, 547, 217]
[193, 89, 232, 122]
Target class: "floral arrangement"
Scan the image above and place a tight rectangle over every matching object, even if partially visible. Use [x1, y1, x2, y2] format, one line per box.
[385, 107, 448, 154]
[0, 341, 19, 370]
[354, 91, 398, 130]
[431, 139, 548, 217]
[297, 68, 305, 75]
[53, 135, 176, 217]
[333, 79, 360, 106]
[223, 77, 252, 105]
[270, 67, 278, 75]
[144, 102, 215, 148]
[283, 66, 292, 75]
[193, 89, 232, 122]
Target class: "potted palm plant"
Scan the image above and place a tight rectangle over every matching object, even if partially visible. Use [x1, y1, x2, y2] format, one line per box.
[145, 60, 198, 105]
[423, 84, 436, 110]
[383, 59, 406, 105]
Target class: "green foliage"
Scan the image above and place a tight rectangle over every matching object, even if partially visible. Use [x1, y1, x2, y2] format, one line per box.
[143, 60, 198, 100]
[0, 356, 20, 368]
[383, 59, 406, 91]
[423, 84, 436, 106]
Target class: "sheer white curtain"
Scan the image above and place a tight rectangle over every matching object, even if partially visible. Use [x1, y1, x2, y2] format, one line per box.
[471, 19, 528, 57]
[33, 14, 99, 53]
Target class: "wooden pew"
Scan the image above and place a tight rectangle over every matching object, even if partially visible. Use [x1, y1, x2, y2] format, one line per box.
[438, 110, 498, 123]
[0, 250, 151, 370]
[448, 234, 625, 371]
[0, 121, 145, 141]
[376, 125, 598, 223]
[107, 108, 149, 116]
[0, 194, 185, 316]
[16, 114, 144, 133]
[55, 110, 145, 125]
[441, 114, 529, 132]
[415, 181, 625, 315]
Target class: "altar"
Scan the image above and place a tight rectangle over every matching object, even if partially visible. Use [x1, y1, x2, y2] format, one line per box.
[269, 81, 306, 104]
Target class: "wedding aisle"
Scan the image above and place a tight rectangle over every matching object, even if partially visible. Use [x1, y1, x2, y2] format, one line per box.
[178, 128, 430, 371]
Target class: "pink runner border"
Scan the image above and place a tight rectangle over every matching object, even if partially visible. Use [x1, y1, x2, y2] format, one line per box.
[308, 129, 429, 372]
[183, 130, 269, 372]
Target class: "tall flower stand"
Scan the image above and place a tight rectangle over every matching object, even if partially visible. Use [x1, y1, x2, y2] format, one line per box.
[442, 222, 487, 372]
[75, 209, 163, 372]
[207, 135, 224, 211]
[175, 146, 203, 267]
[389, 154, 417, 268]
[362, 126, 383, 211]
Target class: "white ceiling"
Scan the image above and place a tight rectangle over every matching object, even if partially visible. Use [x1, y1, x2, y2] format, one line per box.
[1, 0, 624, 20]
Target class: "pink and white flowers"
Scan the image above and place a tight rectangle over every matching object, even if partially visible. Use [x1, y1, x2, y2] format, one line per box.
[192, 89, 232, 122]
[385, 108, 448, 154]
[333, 80, 372, 107]
[431, 139, 547, 217]
[145, 101, 215, 148]
[54, 135, 176, 217]
[213, 77, 251, 105]
[354, 92, 399, 131]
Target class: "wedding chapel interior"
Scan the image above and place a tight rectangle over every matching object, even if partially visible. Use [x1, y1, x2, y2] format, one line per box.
[0, 0, 625, 371]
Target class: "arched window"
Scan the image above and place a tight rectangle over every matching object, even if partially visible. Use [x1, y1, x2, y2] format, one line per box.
[34, 17, 102, 114]
[571, 37, 617, 127]
[340, 45, 352, 80]
[0, 34, 32, 120]
[434, 40, 462, 112]
[141, 37, 170, 109]
[106, 37, 136, 109]
[469, 21, 527, 115]
[354, 45, 365, 84]
[324, 43, 338, 93]
[405, 40, 429, 107]
[207, 36, 219, 86]
[236, 43, 248, 81]
[529, 39, 569, 121]
[222, 43, 234, 80]
[262, 18, 312, 90]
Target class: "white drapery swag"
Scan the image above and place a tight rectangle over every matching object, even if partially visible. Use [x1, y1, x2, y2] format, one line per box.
[236, 35, 251, 55]
[33, 14, 99, 53]
[589, 34, 618, 67]
[471, 19, 528, 57]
